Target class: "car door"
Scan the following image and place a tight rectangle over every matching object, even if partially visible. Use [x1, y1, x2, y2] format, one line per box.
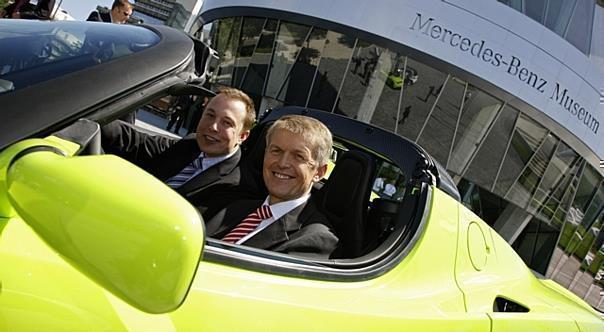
[454, 205, 580, 331]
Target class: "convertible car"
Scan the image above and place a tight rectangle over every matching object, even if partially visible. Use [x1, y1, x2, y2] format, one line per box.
[0, 20, 602, 331]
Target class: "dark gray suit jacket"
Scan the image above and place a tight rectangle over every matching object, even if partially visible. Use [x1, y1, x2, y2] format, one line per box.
[101, 120, 249, 218]
[86, 11, 111, 23]
[206, 198, 338, 259]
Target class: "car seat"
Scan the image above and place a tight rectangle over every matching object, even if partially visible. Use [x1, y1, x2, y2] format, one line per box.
[318, 150, 376, 259]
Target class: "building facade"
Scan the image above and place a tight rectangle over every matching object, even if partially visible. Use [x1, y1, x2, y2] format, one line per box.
[193, 0, 604, 309]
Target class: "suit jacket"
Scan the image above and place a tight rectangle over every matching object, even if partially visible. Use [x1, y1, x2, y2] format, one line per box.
[86, 10, 111, 23]
[101, 120, 251, 218]
[206, 198, 338, 259]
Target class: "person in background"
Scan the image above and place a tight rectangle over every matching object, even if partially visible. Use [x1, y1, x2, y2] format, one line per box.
[3, 0, 55, 19]
[87, 0, 132, 24]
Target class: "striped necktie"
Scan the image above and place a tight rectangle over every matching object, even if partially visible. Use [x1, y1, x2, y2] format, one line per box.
[166, 155, 203, 188]
[222, 205, 273, 244]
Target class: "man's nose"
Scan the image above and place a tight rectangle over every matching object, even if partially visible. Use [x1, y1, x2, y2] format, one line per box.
[277, 153, 291, 167]
[208, 121, 219, 132]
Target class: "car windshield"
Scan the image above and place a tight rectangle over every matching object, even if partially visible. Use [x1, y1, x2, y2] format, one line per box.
[0, 20, 160, 94]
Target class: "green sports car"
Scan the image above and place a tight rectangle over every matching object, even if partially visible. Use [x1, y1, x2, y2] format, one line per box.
[0, 20, 602, 331]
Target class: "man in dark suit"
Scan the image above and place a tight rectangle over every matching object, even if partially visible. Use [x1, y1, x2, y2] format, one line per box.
[102, 87, 256, 218]
[87, 0, 132, 24]
[205, 115, 338, 259]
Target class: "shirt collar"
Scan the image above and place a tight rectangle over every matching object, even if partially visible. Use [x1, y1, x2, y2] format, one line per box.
[200, 148, 238, 171]
[263, 194, 310, 221]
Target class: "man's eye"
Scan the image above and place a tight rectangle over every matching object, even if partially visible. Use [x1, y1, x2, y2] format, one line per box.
[296, 154, 306, 162]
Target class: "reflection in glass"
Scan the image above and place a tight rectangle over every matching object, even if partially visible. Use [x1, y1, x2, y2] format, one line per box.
[512, 217, 560, 275]
[276, 27, 327, 106]
[525, 0, 547, 23]
[448, 87, 503, 174]
[232, 18, 267, 89]
[417, 76, 465, 166]
[336, 42, 383, 118]
[494, 114, 548, 197]
[506, 133, 558, 208]
[240, 19, 278, 96]
[544, 0, 576, 35]
[395, 58, 448, 141]
[565, 0, 594, 54]
[531, 142, 580, 217]
[265, 22, 312, 99]
[463, 105, 518, 191]
[212, 17, 243, 86]
[307, 31, 355, 112]
[367, 51, 407, 131]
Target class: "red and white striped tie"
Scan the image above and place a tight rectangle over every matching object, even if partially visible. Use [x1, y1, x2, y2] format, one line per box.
[221, 205, 273, 244]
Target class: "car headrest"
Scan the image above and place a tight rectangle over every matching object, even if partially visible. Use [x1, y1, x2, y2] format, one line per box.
[318, 149, 375, 259]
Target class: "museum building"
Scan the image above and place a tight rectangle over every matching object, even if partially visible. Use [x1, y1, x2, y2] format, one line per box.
[191, 0, 604, 309]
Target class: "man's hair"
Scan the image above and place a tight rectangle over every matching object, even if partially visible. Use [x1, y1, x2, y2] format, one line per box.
[217, 87, 256, 131]
[112, 0, 132, 10]
[265, 115, 333, 167]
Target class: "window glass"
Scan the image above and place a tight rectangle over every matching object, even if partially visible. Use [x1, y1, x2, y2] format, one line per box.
[416, 76, 465, 167]
[512, 217, 559, 275]
[265, 22, 312, 99]
[494, 113, 548, 197]
[232, 17, 267, 89]
[550, 159, 584, 228]
[579, 218, 604, 308]
[0, 21, 160, 93]
[336, 41, 383, 118]
[505, 133, 558, 208]
[525, 0, 547, 23]
[573, 164, 601, 213]
[395, 57, 448, 141]
[463, 104, 518, 191]
[211, 17, 242, 86]
[307, 31, 354, 112]
[276, 27, 327, 106]
[448, 86, 503, 174]
[530, 142, 580, 215]
[240, 19, 278, 97]
[545, 0, 576, 35]
[357, 49, 404, 131]
[564, 0, 594, 54]
[367, 53, 408, 132]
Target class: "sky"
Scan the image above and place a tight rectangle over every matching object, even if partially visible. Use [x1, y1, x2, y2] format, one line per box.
[57, 0, 114, 21]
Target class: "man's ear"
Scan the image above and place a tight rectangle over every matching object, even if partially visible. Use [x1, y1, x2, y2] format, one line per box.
[313, 163, 328, 182]
[238, 129, 250, 144]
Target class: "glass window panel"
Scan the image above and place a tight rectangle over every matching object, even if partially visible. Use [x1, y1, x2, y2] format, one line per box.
[580, 184, 604, 232]
[448, 86, 503, 175]
[240, 19, 278, 97]
[545, 0, 577, 36]
[463, 105, 518, 191]
[564, 0, 594, 54]
[395, 58, 448, 141]
[336, 42, 384, 118]
[276, 27, 327, 106]
[540, 156, 583, 224]
[550, 160, 583, 228]
[265, 22, 312, 99]
[368, 52, 408, 132]
[416, 77, 465, 166]
[307, 31, 355, 112]
[526, 0, 547, 23]
[212, 17, 243, 86]
[512, 217, 559, 275]
[494, 113, 548, 197]
[580, 221, 604, 308]
[573, 164, 601, 213]
[232, 17, 267, 89]
[506, 133, 558, 209]
[531, 142, 580, 214]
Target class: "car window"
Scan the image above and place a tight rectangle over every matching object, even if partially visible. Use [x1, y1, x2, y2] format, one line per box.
[0, 20, 160, 94]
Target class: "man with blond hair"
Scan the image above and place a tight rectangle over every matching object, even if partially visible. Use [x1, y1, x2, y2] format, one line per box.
[87, 0, 133, 24]
[205, 115, 338, 259]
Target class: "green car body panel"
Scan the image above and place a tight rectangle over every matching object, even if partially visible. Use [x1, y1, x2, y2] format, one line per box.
[0, 134, 601, 330]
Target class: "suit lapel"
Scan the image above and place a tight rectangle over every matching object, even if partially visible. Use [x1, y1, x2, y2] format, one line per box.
[178, 149, 241, 195]
[244, 202, 307, 249]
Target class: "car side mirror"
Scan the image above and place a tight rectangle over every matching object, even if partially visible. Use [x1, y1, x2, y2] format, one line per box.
[3, 144, 204, 313]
